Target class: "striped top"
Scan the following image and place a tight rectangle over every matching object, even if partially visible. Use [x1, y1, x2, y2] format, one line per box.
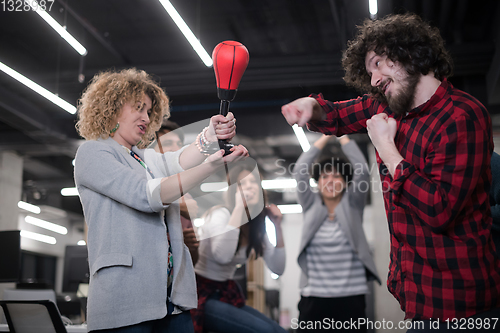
[301, 215, 368, 298]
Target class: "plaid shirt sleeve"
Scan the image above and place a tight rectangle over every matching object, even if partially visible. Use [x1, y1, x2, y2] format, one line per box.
[307, 93, 387, 135]
[390, 113, 490, 233]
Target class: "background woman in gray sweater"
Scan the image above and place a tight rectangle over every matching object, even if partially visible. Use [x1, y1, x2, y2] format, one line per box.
[293, 135, 380, 332]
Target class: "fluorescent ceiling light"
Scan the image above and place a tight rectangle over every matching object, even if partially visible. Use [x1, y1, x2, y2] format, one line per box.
[25, 216, 68, 235]
[29, 2, 87, 56]
[200, 182, 228, 192]
[202, 178, 313, 192]
[262, 179, 297, 190]
[369, 0, 378, 15]
[292, 124, 310, 152]
[18, 201, 41, 214]
[263, 178, 317, 189]
[158, 0, 213, 67]
[77, 240, 86, 246]
[20, 230, 56, 245]
[0, 61, 77, 114]
[271, 273, 279, 280]
[61, 187, 79, 196]
[277, 204, 303, 214]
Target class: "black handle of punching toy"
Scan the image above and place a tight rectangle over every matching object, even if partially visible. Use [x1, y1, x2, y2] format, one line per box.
[218, 100, 234, 156]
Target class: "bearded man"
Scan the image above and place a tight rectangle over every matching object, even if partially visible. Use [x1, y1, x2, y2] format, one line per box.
[282, 13, 500, 332]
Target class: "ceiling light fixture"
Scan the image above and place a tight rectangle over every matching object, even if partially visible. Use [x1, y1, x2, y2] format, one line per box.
[200, 182, 228, 192]
[25, 216, 68, 235]
[20, 230, 56, 245]
[158, 0, 213, 67]
[277, 204, 303, 214]
[29, 1, 87, 56]
[369, 0, 378, 17]
[292, 124, 311, 152]
[61, 187, 79, 196]
[0, 61, 77, 114]
[18, 201, 41, 214]
[201, 178, 316, 192]
[261, 179, 297, 190]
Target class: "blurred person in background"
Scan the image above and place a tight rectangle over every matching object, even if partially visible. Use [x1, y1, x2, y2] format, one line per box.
[155, 119, 199, 265]
[191, 164, 287, 333]
[293, 134, 380, 332]
[490, 152, 500, 255]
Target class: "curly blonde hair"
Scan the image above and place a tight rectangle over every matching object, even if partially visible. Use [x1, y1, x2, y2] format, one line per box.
[76, 68, 170, 148]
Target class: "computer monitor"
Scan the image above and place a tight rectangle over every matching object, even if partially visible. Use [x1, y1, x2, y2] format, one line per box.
[0, 230, 21, 283]
[62, 245, 90, 293]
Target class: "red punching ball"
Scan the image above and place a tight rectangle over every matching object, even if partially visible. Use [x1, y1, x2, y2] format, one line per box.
[210, 41, 249, 156]
[212, 41, 249, 102]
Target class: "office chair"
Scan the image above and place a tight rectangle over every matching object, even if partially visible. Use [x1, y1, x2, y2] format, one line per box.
[1, 288, 59, 325]
[3, 289, 57, 304]
[0, 300, 67, 333]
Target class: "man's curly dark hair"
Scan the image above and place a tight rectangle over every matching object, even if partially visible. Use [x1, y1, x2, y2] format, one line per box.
[342, 13, 453, 101]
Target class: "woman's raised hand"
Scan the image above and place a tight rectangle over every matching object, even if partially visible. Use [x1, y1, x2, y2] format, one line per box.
[206, 112, 236, 142]
[266, 204, 283, 226]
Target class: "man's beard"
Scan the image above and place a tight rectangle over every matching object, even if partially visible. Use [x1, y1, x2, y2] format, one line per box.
[385, 74, 420, 116]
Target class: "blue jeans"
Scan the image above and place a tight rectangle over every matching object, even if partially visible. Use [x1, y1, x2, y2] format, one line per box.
[203, 298, 287, 333]
[92, 311, 194, 333]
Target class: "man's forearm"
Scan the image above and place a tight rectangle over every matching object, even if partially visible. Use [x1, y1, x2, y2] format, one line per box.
[310, 97, 327, 122]
[377, 143, 404, 177]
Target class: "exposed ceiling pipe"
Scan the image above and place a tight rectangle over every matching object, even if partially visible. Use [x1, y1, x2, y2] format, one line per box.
[55, 0, 130, 64]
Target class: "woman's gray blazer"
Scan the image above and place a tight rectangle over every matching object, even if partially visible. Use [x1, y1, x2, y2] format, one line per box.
[293, 140, 381, 291]
[74, 137, 197, 331]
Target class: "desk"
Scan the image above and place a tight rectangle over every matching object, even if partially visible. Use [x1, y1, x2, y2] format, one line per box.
[0, 323, 87, 332]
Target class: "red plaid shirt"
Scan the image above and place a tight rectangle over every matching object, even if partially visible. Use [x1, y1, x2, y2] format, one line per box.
[308, 79, 500, 320]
